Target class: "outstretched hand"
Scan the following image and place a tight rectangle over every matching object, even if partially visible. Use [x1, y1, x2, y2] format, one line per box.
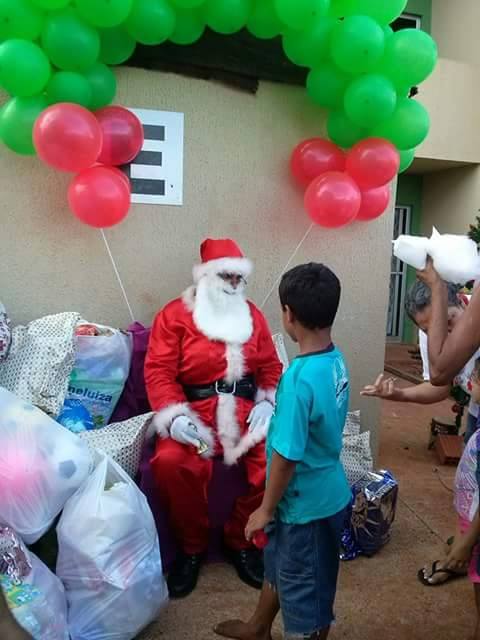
[361, 373, 399, 400]
[417, 257, 442, 288]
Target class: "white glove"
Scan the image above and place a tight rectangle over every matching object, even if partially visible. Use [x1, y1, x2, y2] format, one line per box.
[170, 416, 204, 447]
[247, 401, 274, 434]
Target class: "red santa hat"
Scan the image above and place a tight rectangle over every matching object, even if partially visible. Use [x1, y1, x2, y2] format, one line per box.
[193, 238, 253, 283]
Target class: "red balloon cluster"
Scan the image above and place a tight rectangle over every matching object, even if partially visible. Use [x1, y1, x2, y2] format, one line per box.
[33, 103, 144, 228]
[291, 137, 399, 228]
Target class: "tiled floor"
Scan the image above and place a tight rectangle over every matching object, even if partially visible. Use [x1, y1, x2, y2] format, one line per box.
[139, 377, 474, 640]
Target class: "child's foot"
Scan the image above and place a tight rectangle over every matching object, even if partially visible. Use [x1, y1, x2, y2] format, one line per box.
[214, 619, 272, 640]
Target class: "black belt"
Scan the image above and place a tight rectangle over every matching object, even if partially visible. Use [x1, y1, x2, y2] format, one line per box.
[183, 375, 256, 402]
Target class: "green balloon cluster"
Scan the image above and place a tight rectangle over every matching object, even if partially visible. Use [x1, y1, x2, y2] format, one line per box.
[0, 0, 437, 173]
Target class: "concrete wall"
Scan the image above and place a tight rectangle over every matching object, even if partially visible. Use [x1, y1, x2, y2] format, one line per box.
[421, 165, 480, 236]
[431, 0, 480, 66]
[0, 67, 395, 449]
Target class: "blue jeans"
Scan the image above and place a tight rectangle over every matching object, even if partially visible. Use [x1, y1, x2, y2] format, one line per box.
[264, 508, 346, 638]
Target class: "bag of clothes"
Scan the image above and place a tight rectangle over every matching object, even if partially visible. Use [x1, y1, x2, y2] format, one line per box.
[341, 470, 398, 560]
[57, 453, 168, 640]
[58, 323, 132, 432]
[0, 387, 93, 544]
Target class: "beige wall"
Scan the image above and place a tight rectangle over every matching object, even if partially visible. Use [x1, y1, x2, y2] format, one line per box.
[416, 58, 480, 164]
[421, 164, 480, 235]
[0, 67, 395, 450]
[431, 0, 480, 66]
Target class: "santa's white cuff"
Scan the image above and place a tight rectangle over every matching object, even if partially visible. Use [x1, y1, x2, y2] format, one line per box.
[255, 388, 277, 406]
[148, 402, 215, 455]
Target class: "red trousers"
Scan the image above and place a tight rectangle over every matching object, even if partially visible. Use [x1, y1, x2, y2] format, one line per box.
[150, 438, 266, 554]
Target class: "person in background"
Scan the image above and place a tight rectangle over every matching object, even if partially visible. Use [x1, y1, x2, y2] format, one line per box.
[0, 588, 33, 640]
[363, 280, 480, 443]
[215, 263, 350, 640]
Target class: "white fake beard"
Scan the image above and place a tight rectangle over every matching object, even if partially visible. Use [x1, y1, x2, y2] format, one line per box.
[193, 276, 253, 344]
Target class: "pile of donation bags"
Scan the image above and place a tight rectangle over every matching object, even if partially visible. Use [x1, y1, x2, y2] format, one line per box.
[340, 411, 399, 560]
[0, 386, 168, 639]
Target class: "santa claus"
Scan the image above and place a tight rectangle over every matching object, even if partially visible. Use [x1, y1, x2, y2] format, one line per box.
[145, 238, 282, 598]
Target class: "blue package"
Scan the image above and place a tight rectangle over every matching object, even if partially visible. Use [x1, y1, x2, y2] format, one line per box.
[340, 470, 398, 560]
[57, 399, 95, 433]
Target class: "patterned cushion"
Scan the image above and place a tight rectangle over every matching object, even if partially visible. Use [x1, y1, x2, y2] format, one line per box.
[0, 312, 80, 416]
[79, 413, 153, 478]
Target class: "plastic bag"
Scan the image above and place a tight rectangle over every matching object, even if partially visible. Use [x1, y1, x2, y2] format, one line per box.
[0, 529, 69, 640]
[393, 227, 480, 285]
[341, 430, 373, 486]
[58, 323, 132, 432]
[0, 386, 93, 544]
[57, 453, 168, 640]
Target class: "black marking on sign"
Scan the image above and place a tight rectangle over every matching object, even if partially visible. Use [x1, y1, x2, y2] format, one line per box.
[142, 124, 165, 141]
[130, 178, 166, 196]
[134, 150, 163, 166]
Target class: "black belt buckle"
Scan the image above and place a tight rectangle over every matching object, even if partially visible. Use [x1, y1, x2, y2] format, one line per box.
[215, 380, 237, 395]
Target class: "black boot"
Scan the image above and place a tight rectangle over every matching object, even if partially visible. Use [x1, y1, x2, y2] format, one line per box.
[167, 552, 204, 599]
[225, 547, 264, 590]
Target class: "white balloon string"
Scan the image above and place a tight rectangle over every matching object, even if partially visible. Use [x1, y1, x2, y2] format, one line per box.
[100, 229, 136, 323]
[260, 222, 314, 309]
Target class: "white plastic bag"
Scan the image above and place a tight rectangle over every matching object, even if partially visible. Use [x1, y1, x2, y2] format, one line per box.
[1, 544, 69, 640]
[58, 323, 132, 432]
[393, 227, 480, 285]
[57, 453, 168, 640]
[0, 386, 93, 544]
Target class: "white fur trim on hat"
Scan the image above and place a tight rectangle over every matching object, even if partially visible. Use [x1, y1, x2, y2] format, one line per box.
[193, 257, 253, 284]
[147, 402, 215, 457]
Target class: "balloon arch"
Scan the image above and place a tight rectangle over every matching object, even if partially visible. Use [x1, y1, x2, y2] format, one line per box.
[0, 0, 438, 228]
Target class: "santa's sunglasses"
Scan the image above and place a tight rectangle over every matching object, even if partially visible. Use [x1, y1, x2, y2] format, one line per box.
[217, 272, 246, 286]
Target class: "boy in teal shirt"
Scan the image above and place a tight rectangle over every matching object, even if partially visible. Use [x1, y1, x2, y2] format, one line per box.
[215, 263, 350, 640]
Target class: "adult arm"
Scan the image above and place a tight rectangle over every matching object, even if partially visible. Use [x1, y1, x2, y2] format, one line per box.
[361, 374, 450, 404]
[419, 262, 480, 385]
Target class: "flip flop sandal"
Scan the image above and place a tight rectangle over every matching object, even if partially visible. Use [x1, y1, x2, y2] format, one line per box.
[417, 560, 467, 587]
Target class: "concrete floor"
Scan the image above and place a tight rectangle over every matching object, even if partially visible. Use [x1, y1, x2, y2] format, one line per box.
[138, 378, 474, 640]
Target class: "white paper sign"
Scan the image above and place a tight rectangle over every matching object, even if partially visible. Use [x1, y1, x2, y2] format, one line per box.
[125, 108, 184, 206]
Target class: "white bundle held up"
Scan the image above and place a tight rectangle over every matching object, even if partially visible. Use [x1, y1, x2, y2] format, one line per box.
[393, 227, 480, 285]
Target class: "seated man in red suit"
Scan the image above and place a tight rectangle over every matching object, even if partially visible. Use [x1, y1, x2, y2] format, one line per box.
[145, 238, 282, 598]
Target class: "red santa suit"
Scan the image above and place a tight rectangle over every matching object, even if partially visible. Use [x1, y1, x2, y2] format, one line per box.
[145, 239, 282, 555]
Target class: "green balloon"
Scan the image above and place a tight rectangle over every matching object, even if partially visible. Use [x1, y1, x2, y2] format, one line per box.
[327, 109, 367, 149]
[382, 29, 438, 88]
[170, 0, 205, 7]
[247, 0, 283, 39]
[282, 16, 334, 68]
[41, 9, 100, 71]
[0, 0, 44, 41]
[0, 94, 47, 155]
[30, 0, 70, 8]
[328, 0, 357, 18]
[354, 0, 408, 26]
[371, 98, 430, 150]
[83, 63, 116, 110]
[170, 8, 205, 44]
[204, 0, 252, 35]
[126, 0, 176, 45]
[383, 25, 393, 39]
[46, 71, 92, 107]
[344, 74, 397, 129]
[331, 15, 385, 74]
[306, 62, 351, 109]
[399, 147, 415, 173]
[275, 0, 329, 31]
[99, 27, 136, 65]
[0, 39, 51, 98]
[76, 0, 133, 29]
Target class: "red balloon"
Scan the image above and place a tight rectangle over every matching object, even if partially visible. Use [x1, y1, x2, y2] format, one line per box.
[356, 185, 391, 221]
[304, 172, 361, 228]
[290, 138, 346, 187]
[96, 106, 144, 166]
[34, 103, 102, 173]
[346, 137, 400, 189]
[68, 166, 131, 228]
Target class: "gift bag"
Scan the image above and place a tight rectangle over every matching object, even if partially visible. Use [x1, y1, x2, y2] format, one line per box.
[58, 323, 132, 432]
[57, 453, 168, 640]
[79, 413, 153, 478]
[0, 529, 69, 640]
[0, 387, 93, 544]
[341, 430, 373, 486]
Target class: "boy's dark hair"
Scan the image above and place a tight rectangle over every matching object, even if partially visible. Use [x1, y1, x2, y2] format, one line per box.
[405, 280, 461, 323]
[279, 263, 341, 330]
